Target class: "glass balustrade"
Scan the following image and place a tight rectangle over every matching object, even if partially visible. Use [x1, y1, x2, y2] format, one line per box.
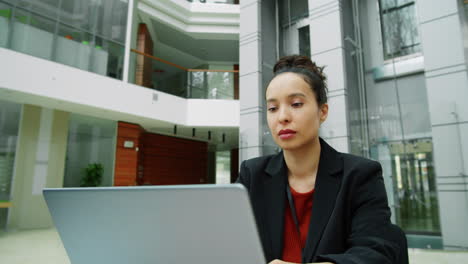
[0, 0, 127, 79]
[130, 50, 236, 100]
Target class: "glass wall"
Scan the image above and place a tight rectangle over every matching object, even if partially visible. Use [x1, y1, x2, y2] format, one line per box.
[189, 71, 234, 99]
[278, 0, 308, 26]
[0, 0, 128, 79]
[351, 0, 441, 239]
[63, 113, 116, 187]
[278, 0, 309, 57]
[187, 0, 238, 4]
[215, 151, 231, 184]
[298, 25, 310, 57]
[0, 100, 21, 229]
[379, 0, 421, 59]
[130, 51, 236, 99]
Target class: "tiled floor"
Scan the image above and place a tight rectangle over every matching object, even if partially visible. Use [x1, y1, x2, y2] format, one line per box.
[0, 228, 70, 264]
[408, 248, 468, 264]
[1, 228, 467, 264]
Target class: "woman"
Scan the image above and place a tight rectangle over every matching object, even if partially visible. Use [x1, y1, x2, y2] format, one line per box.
[237, 55, 400, 264]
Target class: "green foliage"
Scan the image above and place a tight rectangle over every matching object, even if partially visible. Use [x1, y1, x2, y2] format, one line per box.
[80, 163, 103, 187]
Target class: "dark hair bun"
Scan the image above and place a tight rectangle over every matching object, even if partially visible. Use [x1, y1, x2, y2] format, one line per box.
[272, 55, 328, 105]
[273, 55, 326, 83]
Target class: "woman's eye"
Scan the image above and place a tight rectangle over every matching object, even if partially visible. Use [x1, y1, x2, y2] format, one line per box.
[267, 106, 277, 112]
[292, 102, 303, 107]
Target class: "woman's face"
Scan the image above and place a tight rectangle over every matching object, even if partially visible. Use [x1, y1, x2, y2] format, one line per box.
[266, 72, 328, 151]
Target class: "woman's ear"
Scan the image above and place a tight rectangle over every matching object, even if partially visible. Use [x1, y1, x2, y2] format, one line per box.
[319, 103, 329, 124]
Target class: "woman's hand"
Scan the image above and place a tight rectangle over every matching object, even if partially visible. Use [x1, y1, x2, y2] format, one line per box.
[268, 260, 333, 264]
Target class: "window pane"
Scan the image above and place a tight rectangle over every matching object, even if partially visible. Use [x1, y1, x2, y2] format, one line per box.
[97, 0, 128, 44]
[58, 0, 127, 44]
[207, 72, 234, 99]
[298, 25, 310, 57]
[0, 1, 13, 48]
[381, 3, 421, 59]
[381, 0, 398, 10]
[64, 113, 117, 188]
[10, 8, 56, 60]
[0, 100, 21, 229]
[381, 0, 413, 10]
[279, 0, 308, 26]
[398, 4, 420, 55]
[215, 151, 231, 184]
[24, 0, 60, 20]
[59, 0, 93, 32]
[55, 22, 92, 70]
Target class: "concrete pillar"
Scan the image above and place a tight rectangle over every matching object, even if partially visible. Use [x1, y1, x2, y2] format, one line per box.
[417, 0, 468, 249]
[239, 0, 263, 162]
[8, 105, 69, 230]
[308, 0, 350, 152]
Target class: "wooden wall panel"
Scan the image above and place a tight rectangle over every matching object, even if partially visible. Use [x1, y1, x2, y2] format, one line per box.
[140, 133, 208, 185]
[136, 23, 154, 88]
[114, 122, 144, 186]
[114, 123, 208, 186]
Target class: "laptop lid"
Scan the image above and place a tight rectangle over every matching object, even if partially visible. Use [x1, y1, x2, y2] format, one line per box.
[43, 184, 265, 264]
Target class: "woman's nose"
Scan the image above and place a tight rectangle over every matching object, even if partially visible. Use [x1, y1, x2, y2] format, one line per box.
[278, 107, 291, 124]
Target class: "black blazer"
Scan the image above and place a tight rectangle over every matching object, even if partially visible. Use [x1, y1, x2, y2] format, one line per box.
[237, 138, 400, 264]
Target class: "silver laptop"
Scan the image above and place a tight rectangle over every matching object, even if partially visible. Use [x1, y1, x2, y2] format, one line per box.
[43, 184, 265, 264]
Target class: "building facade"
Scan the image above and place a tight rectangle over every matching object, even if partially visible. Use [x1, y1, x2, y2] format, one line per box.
[240, 0, 468, 250]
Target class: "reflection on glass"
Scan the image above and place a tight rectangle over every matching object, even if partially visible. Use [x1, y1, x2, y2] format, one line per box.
[0, 0, 127, 79]
[350, 1, 442, 239]
[0, 2, 11, 48]
[189, 71, 234, 99]
[130, 52, 235, 99]
[379, 0, 421, 59]
[187, 0, 238, 4]
[63, 114, 117, 188]
[10, 8, 56, 60]
[298, 25, 310, 57]
[153, 63, 187, 97]
[0, 100, 21, 229]
[372, 139, 441, 234]
[215, 151, 231, 184]
[278, 0, 309, 25]
[59, 0, 127, 43]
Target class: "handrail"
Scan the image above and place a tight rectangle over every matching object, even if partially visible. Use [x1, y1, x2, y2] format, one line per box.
[131, 49, 188, 71]
[131, 49, 239, 73]
[187, 69, 238, 73]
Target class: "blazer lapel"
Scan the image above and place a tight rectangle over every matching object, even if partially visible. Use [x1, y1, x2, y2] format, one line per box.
[264, 152, 288, 260]
[303, 139, 343, 263]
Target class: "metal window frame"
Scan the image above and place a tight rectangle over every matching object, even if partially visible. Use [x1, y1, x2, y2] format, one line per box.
[378, 0, 420, 60]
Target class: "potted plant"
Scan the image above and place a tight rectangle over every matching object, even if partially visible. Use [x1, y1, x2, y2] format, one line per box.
[80, 163, 103, 187]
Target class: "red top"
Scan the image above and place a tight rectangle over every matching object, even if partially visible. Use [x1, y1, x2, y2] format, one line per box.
[281, 186, 315, 263]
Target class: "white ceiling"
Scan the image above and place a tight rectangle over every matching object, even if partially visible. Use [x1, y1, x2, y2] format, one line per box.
[150, 19, 239, 64]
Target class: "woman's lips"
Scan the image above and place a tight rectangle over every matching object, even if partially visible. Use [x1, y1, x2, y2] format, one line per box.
[278, 129, 296, 139]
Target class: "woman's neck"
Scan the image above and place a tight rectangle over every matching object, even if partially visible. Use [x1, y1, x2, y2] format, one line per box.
[283, 138, 321, 192]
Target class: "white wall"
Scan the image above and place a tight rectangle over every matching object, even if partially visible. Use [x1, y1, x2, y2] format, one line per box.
[186, 99, 239, 127]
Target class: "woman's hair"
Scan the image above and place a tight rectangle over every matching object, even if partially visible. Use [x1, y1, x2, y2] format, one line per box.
[272, 55, 328, 105]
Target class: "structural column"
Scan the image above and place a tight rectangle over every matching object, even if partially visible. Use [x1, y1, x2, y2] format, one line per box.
[418, 0, 468, 249]
[8, 105, 69, 230]
[239, 0, 263, 162]
[308, 0, 350, 152]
